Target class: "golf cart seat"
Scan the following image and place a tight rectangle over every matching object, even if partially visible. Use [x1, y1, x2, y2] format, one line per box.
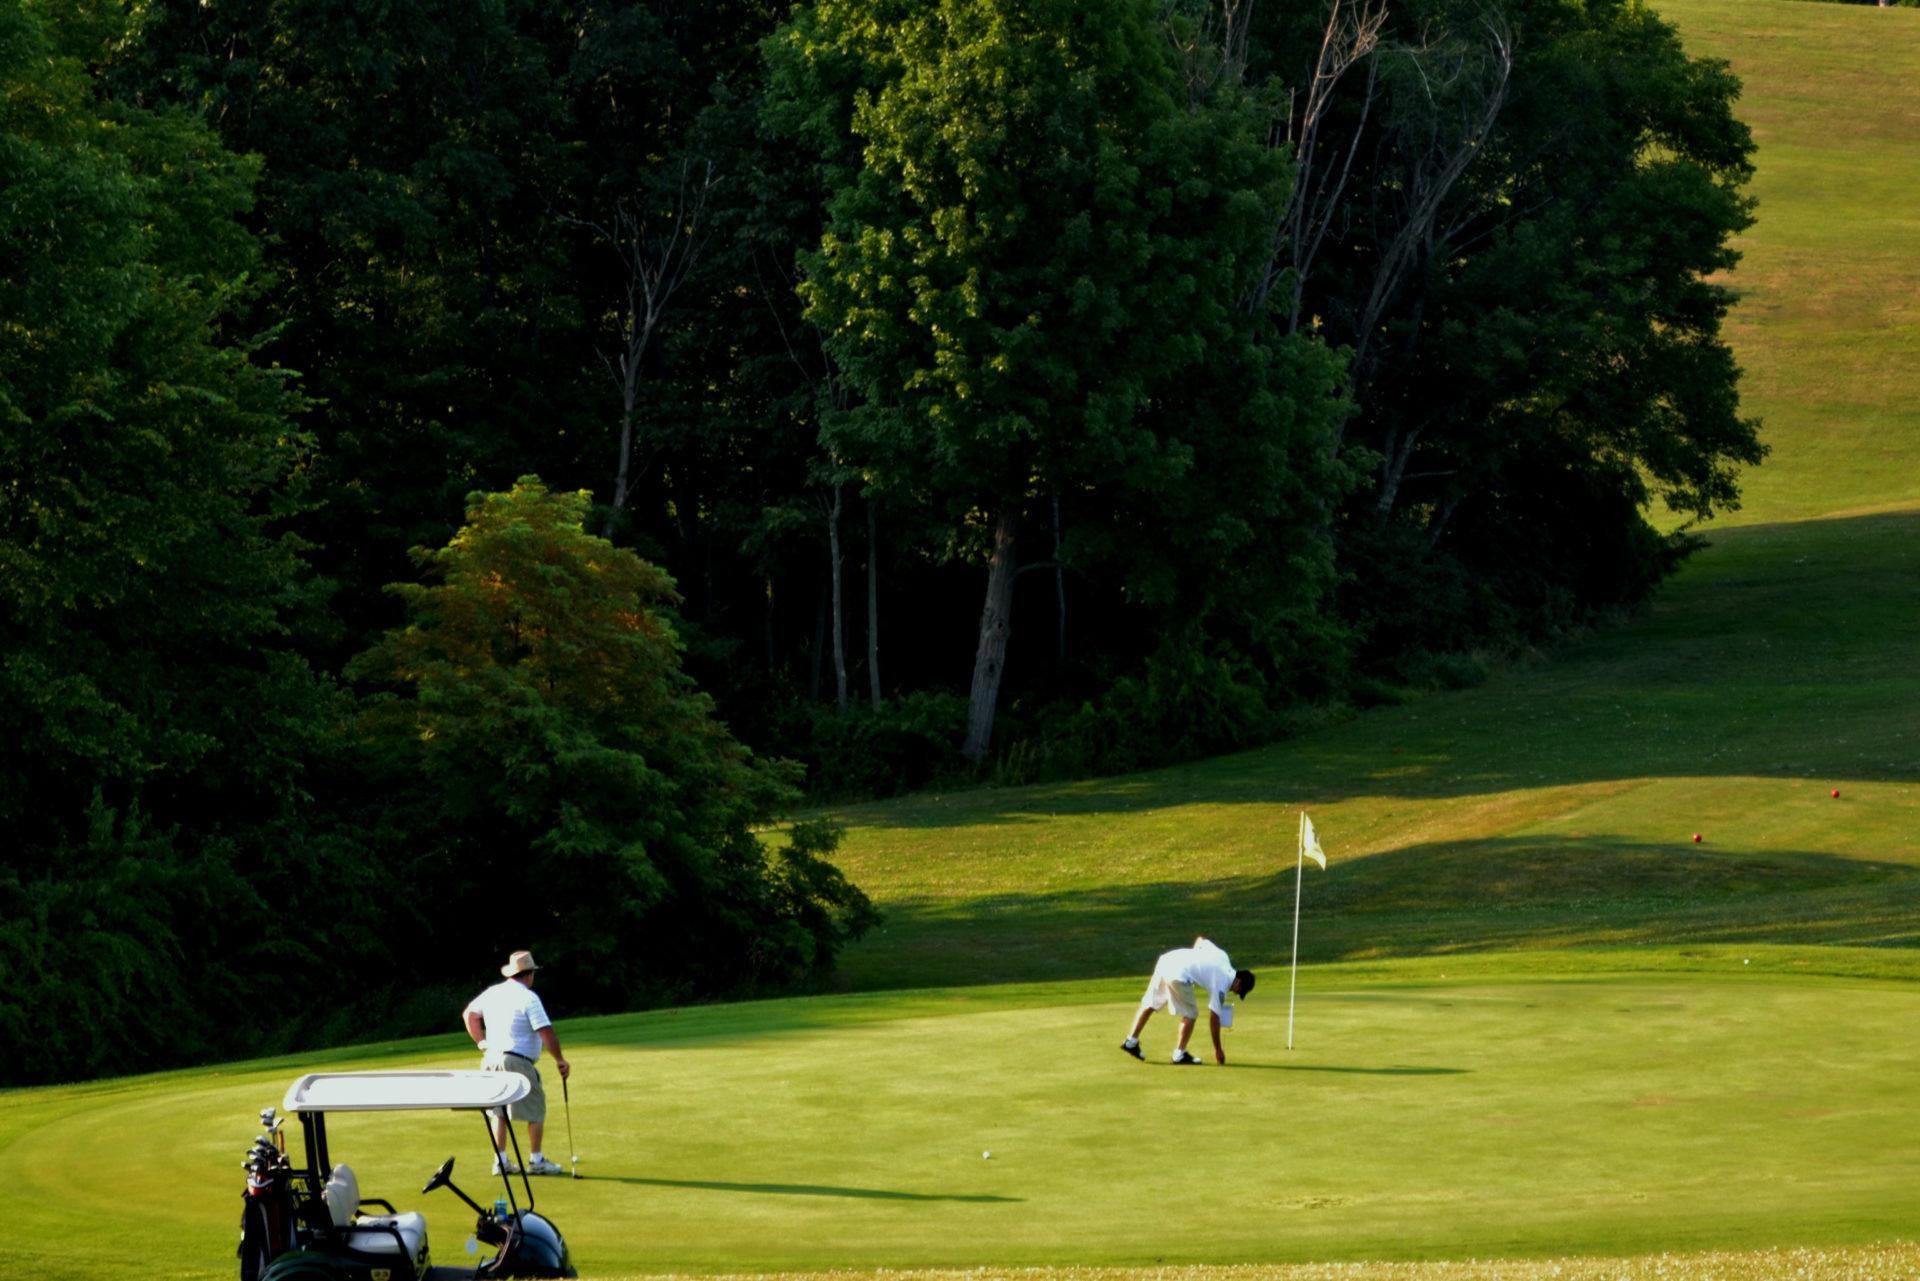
[322, 1164, 361, 1228]
[346, 1211, 429, 1260]
[322, 1163, 430, 1270]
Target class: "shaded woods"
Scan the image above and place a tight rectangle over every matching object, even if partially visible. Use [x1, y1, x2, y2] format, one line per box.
[0, 0, 1755, 1082]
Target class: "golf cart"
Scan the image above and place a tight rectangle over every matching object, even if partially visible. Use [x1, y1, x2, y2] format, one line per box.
[238, 1070, 576, 1281]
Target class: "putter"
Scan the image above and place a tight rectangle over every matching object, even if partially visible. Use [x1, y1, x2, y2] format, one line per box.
[563, 1075, 579, 1179]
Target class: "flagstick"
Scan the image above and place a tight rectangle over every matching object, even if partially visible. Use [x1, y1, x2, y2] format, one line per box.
[1288, 811, 1305, 1050]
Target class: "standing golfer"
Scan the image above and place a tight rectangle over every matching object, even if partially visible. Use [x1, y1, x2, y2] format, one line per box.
[464, 950, 571, 1175]
[1120, 937, 1254, 1065]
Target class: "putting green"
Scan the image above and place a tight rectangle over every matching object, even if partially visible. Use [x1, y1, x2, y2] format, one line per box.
[8, 952, 1919, 1279]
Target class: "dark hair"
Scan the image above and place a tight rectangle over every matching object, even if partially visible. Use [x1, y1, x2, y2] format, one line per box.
[1234, 969, 1256, 998]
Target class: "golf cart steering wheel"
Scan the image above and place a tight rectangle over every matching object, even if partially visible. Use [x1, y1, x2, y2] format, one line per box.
[422, 1156, 456, 1195]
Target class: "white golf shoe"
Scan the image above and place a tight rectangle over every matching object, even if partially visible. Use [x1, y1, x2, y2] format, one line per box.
[526, 1154, 566, 1176]
[491, 1156, 521, 1175]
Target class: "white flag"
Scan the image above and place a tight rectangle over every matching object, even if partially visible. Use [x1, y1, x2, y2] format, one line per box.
[1301, 813, 1327, 869]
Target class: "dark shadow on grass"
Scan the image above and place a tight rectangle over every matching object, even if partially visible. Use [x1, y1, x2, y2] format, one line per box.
[581, 1175, 1018, 1202]
[838, 836, 1920, 991]
[1228, 1063, 1468, 1075]
[825, 512, 1920, 836]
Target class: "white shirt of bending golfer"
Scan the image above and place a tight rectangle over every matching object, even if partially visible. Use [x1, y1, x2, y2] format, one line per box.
[1143, 938, 1238, 1021]
[465, 979, 552, 1061]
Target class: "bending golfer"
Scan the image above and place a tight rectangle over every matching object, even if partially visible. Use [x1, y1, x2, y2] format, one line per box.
[464, 950, 571, 1175]
[1120, 937, 1254, 1065]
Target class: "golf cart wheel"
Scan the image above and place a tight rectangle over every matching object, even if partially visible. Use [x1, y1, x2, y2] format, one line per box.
[259, 1251, 361, 1281]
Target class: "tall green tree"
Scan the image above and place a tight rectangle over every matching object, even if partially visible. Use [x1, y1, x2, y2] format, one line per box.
[768, 0, 1351, 762]
[0, 0, 341, 1081]
[111, 0, 590, 648]
[347, 478, 876, 1004]
[110, 1, 803, 640]
[1248, 0, 1762, 658]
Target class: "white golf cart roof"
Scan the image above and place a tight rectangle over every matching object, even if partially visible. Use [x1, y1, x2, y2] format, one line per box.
[283, 1070, 531, 1114]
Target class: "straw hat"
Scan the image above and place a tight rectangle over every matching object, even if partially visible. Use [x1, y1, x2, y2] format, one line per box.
[500, 950, 540, 978]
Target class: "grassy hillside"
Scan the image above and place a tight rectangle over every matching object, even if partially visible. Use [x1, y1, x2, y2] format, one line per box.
[1668, 0, 1920, 528]
[7, 3, 1919, 1279]
[820, 0, 1920, 993]
[823, 502, 1920, 989]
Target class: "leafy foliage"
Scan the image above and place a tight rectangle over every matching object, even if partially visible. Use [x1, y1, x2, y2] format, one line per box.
[347, 478, 877, 1006]
[769, 0, 1353, 757]
[0, 0, 349, 1081]
[1258, 0, 1764, 659]
[2, 0, 1767, 1083]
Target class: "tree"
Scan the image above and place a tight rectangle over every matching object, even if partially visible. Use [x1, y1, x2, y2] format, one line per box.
[769, 0, 1351, 762]
[347, 478, 877, 1004]
[1245, 0, 1762, 657]
[110, 0, 591, 648]
[0, 0, 344, 1082]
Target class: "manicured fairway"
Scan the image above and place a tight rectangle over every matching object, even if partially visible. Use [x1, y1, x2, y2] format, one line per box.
[7, 951, 1920, 1280]
[7, 2, 1919, 1279]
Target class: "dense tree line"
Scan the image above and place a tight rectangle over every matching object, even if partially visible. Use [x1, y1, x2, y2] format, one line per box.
[1, 0, 1756, 1083]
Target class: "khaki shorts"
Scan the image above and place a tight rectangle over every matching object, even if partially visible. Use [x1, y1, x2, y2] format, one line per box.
[1140, 960, 1200, 1021]
[481, 1051, 547, 1123]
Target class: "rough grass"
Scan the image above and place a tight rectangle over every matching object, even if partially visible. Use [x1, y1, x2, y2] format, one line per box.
[1661, 0, 1920, 528]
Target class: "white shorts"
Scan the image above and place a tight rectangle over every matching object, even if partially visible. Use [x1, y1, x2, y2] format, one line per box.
[1140, 958, 1200, 1020]
[480, 1051, 547, 1123]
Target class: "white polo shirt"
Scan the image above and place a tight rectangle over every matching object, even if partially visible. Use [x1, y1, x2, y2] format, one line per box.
[465, 978, 552, 1060]
[1162, 938, 1238, 1016]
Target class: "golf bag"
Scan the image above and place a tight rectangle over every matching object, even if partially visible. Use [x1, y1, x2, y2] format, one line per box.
[239, 1117, 297, 1281]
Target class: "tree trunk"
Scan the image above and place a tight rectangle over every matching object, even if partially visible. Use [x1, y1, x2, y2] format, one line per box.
[586, 163, 720, 540]
[1424, 492, 1462, 553]
[1052, 494, 1066, 666]
[763, 574, 777, 673]
[1374, 422, 1425, 525]
[866, 498, 882, 709]
[602, 343, 641, 538]
[961, 513, 1019, 764]
[829, 483, 848, 714]
[810, 579, 827, 702]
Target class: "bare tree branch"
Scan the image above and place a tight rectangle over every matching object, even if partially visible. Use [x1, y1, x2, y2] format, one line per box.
[1247, 0, 1388, 321]
[1160, 0, 1258, 109]
[1349, 14, 1512, 387]
[558, 157, 722, 538]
